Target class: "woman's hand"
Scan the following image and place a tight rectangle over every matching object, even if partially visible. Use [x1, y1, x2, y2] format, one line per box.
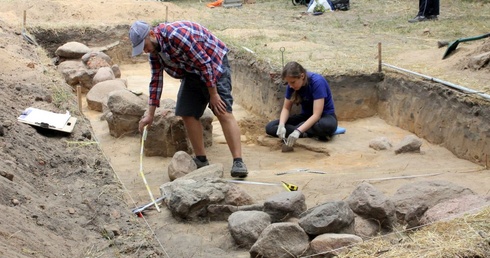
[286, 129, 301, 147]
[276, 124, 286, 139]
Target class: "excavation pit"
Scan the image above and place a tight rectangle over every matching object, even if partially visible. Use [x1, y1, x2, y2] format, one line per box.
[31, 26, 490, 168]
[4, 19, 489, 257]
[31, 25, 490, 206]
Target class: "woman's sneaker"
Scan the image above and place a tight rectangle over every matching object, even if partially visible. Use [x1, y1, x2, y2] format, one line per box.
[231, 160, 248, 178]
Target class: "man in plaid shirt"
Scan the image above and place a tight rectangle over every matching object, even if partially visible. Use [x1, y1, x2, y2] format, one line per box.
[130, 20, 248, 178]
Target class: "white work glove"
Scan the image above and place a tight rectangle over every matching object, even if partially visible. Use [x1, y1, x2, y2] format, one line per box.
[286, 129, 301, 147]
[276, 124, 286, 139]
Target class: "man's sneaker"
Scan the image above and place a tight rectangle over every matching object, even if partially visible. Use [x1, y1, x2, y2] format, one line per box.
[193, 157, 209, 169]
[231, 160, 248, 178]
[408, 15, 427, 23]
[427, 15, 438, 20]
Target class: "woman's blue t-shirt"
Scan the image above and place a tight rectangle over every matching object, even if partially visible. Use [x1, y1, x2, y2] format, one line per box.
[285, 72, 335, 116]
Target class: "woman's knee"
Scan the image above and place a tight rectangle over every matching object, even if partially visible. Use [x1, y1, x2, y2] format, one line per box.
[313, 117, 337, 136]
[265, 120, 279, 136]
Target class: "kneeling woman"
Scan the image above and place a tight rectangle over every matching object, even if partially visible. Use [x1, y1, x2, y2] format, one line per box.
[265, 61, 337, 147]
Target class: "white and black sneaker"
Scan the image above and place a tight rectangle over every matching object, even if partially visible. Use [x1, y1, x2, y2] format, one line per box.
[231, 160, 248, 178]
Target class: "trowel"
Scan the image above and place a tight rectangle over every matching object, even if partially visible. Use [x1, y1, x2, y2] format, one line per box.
[281, 138, 294, 152]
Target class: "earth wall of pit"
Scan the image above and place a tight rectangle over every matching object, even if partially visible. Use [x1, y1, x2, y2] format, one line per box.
[31, 25, 139, 64]
[230, 55, 384, 121]
[376, 75, 490, 166]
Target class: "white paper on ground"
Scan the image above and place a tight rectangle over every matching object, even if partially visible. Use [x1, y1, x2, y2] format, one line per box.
[18, 107, 71, 129]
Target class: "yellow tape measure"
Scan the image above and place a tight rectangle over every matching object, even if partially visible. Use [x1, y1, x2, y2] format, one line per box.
[228, 180, 299, 192]
[282, 181, 299, 191]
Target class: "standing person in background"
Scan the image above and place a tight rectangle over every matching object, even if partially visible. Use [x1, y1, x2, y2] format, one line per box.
[265, 61, 337, 147]
[129, 20, 248, 178]
[408, 0, 439, 23]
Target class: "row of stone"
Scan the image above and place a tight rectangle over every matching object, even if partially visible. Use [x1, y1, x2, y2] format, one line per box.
[161, 151, 489, 257]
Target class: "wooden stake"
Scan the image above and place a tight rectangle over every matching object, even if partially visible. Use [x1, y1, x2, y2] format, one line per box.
[77, 85, 83, 115]
[378, 42, 382, 73]
[484, 153, 488, 169]
[23, 10, 26, 29]
[165, 6, 168, 23]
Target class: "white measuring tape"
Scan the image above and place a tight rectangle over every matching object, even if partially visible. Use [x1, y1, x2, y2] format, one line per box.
[139, 125, 161, 213]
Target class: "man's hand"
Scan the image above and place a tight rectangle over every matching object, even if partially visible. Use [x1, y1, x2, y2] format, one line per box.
[139, 115, 154, 133]
[276, 124, 286, 139]
[286, 129, 301, 147]
[209, 92, 226, 115]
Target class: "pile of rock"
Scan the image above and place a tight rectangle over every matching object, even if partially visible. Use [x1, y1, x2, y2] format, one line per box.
[161, 151, 490, 257]
[55, 41, 213, 156]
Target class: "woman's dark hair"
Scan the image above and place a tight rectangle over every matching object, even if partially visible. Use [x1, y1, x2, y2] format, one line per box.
[281, 61, 307, 79]
[282, 61, 307, 105]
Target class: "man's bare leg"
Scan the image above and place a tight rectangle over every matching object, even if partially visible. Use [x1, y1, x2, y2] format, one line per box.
[216, 111, 248, 177]
[216, 112, 242, 159]
[182, 116, 206, 156]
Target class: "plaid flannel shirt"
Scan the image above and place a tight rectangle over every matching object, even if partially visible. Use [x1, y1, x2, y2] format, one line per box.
[147, 21, 228, 107]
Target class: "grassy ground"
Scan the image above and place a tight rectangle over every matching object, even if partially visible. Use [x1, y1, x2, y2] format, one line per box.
[161, 0, 490, 94]
[169, 0, 490, 72]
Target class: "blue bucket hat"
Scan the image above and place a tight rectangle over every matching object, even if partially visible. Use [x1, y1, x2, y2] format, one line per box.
[129, 21, 151, 57]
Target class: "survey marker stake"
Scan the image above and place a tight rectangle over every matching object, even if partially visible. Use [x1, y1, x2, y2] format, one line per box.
[139, 126, 161, 212]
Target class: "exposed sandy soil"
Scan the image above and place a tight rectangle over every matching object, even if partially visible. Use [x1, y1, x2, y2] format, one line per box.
[1, 0, 489, 257]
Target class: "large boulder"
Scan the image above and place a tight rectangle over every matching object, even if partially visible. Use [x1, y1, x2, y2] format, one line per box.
[105, 89, 147, 137]
[394, 135, 423, 154]
[390, 180, 475, 227]
[419, 194, 490, 226]
[86, 79, 127, 112]
[250, 222, 310, 258]
[55, 41, 90, 59]
[309, 233, 363, 257]
[167, 151, 197, 181]
[144, 106, 213, 157]
[57, 60, 96, 91]
[346, 182, 395, 228]
[92, 66, 115, 85]
[160, 177, 254, 221]
[298, 201, 355, 236]
[263, 191, 307, 222]
[81, 51, 113, 67]
[228, 211, 271, 249]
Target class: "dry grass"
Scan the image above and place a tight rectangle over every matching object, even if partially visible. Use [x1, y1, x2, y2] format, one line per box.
[170, 0, 490, 91]
[336, 206, 490, 258]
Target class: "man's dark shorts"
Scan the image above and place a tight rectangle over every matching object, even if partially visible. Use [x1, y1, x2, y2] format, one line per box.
[175, 55, 233, 119]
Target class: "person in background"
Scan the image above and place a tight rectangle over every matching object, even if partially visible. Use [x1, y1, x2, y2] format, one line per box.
[129, 20, 248, 178]
[265, 61, 337, 147]
[408, 0, 439, 23]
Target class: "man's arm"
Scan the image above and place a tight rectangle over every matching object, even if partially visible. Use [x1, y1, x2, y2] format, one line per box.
[148, 53, 164, 107]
